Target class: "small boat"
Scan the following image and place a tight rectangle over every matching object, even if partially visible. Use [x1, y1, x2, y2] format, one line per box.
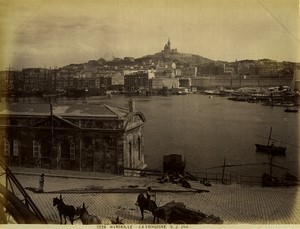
[255, 127, 286, 155]
[284, 108, 298, 113]
[255, 143, 286, 155]
[177, 91, 187, 95]
[204, 90, 226, 96]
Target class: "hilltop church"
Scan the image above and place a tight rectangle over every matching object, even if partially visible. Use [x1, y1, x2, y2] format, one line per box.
[162, 38, 177, 54]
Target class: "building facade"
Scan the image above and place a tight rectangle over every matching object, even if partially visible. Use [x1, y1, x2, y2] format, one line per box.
[124, 72, 150, 92]
[0, 102, 146, 174]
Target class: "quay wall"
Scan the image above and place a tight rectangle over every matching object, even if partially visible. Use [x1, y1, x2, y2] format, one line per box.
[191, 76, 293, 89]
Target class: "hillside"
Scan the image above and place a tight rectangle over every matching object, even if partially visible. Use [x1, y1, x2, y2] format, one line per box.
[135, 51, 215, 65]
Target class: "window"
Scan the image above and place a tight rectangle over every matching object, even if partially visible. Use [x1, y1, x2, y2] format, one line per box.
[13, 140, 19, 156]
[129, 142, 132, 167]
[4, 139, 9, 156]
[57, 143, 61, 159]
[33, 140, 41, 158]
[70, 142, 75, 160]
[138, 138, 141, 161]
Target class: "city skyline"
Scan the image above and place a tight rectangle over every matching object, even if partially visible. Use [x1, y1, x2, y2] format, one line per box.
[0, 0, 299, 70]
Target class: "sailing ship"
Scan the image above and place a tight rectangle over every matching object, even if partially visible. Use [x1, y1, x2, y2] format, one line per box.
[255, 127, 286, 155]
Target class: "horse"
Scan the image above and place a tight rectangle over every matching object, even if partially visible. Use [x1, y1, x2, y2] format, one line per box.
[75, 203, 102, 224]
[53, 194, 75, 224]
[136, 193, 161, 223]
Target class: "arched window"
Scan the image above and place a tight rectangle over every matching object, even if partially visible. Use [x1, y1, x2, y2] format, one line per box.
[57, 143, 61, 159]
[3, 139, 9, 156]
[70, 142, 75, 160]
[33, 140, 41, 158]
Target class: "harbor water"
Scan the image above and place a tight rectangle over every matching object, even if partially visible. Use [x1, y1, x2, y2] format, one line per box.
[8, 94, 300, 178]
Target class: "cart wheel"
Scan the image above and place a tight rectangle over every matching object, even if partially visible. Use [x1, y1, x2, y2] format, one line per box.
[174, 220, 186, 224]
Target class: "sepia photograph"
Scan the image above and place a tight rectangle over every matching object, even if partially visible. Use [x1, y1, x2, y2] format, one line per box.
[0, 0, 299, 226]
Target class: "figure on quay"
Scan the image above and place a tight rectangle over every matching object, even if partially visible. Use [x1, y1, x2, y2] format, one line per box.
[38, 173, 44, 192]
[146, 186, 153, 208]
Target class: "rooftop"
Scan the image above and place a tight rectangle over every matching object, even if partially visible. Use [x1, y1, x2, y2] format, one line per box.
[0, 103, 130, 119]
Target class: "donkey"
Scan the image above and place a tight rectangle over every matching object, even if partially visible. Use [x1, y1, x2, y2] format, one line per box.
[136, 193, 161, 223]
[75, 203, 102, 224]
[53, 194, 75, 224]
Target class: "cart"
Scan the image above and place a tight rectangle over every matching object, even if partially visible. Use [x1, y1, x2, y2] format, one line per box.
[154, 201, 223, 224]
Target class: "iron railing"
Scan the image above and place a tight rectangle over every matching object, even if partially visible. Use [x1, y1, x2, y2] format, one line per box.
[0, 160, 47, 223]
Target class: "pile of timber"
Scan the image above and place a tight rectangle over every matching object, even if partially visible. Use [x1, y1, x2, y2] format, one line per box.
[154, 201, 223, 224]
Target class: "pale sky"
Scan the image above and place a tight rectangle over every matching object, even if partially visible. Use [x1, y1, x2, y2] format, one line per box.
[0, 0, 299, 70]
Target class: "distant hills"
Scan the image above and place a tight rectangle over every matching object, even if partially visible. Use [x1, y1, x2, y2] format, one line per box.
[61, 48, 297, 70]
[62, 51, 218, 70]
[135, 51, 216, 65]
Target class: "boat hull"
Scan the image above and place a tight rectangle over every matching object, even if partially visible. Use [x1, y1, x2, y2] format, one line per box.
[284, 109, 298, 113]
[255, 144, 286, 155]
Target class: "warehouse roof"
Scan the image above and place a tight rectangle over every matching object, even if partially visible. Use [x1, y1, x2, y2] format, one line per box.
[0, 103, 130, 119]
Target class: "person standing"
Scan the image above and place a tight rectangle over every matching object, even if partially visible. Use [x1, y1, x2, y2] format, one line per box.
[38, 173, 44, 192]
[146, 186, 152, 208]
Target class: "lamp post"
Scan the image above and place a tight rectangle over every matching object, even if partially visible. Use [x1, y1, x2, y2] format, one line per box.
[44, 93, 57, 169]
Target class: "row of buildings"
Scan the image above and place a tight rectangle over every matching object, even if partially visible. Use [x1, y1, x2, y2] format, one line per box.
[0, 63, 295, 96]
[0, 65, 196, 96]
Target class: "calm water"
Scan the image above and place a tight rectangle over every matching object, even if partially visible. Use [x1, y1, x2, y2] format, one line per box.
[10, 94, 300, 177]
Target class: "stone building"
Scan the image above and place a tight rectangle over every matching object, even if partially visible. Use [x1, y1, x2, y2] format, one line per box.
[0, 101, 146, 175]
[161, 38, 177, 54]
[124, 71, 150, 92]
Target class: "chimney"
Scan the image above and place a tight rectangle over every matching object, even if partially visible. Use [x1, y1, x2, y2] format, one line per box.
[128, 99, 135, 112]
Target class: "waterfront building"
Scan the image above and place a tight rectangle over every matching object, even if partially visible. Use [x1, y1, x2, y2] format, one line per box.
[256, 60, 279, 77]
[223, 64, 236, 76]
[155, 61, 176, 78]
[124, 71, 150, 92]
[0, 102, 146, 174]
[179, 66, 198, 78]
[0, 70, 23, 95]
[22, 68, 51, 92]
[111, 72, 124, 88]
[155, 61, 167, 78]
[150, 78, 179, 89]
[237, 63, 250, 76]
[198, 63, 222, 76]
